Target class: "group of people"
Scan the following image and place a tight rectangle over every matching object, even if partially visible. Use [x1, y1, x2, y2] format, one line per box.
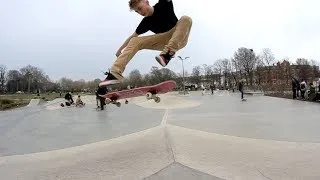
[63, 92, 85, 107]
[62, 85, 109, 110]
[292, 77, 320, 101]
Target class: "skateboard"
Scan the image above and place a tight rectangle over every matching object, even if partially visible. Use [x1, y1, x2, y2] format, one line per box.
[100, 80, 176, 107]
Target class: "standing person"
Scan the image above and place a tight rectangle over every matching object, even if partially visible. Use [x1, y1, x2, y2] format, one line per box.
[296, 79, 301, 98]
[95, 89, 100, 108]
[99, 0, 193, 87]
[308, 82, 316, 101]
[300, 79, 307, 100]
[97, 86, 108, 110]
[238, 80, 244, 100]
[291, 77, 298, 99]
[318, 78, 320, 92]
[210, 84, 214, 95]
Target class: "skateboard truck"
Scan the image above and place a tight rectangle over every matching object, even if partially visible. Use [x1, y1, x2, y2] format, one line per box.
[105, 98, 121, 107]
[146, 92, 161, 103]
[105, 98, 129, 107]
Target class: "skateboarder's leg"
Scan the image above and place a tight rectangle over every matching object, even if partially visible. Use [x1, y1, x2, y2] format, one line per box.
[100, 97, 105, 110]
[110, 32, 173, 80]
[162, 16, 193, 55]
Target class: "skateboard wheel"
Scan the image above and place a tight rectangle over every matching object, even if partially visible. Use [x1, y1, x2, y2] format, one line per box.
[146, 92, 153, 100]
[116, 102, 121, 107]
[154, 96, 161, 103]
[125, 100, 129, 104]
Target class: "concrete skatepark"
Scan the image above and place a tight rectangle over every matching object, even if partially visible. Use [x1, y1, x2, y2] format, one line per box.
[1, 90, 320, 180]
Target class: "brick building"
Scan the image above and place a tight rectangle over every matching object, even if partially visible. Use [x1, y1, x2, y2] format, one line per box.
[256, 60, 319, 90]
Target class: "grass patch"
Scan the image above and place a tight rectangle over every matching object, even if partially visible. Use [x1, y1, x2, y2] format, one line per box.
[0, 92, 95, 111]
[0, 92, 62, 111]
[0, 98, 29, 110]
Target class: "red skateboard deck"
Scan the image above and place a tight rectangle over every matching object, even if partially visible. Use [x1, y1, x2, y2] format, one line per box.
[101, 80, 176, 107]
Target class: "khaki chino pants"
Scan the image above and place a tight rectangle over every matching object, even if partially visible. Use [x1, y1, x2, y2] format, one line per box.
[110, 15, 193, 80]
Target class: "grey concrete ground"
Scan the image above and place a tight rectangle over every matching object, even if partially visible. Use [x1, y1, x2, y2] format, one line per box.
[0, 90, 320, 180]
[0, 101, 163, 156]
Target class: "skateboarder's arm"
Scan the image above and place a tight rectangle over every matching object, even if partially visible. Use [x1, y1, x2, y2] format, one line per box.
[116, 32, 139, 57]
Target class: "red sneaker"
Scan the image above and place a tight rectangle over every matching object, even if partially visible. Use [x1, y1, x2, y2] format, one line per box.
[155, 51, 175, 67]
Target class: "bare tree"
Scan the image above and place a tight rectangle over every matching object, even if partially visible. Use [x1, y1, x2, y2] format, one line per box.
[296, 58, 310, 65]
[20, 65, 50, 93]
[230, 58, 240, 83]
[202, 64, 213, 84]
[85, 79, 101, 91]
[259, 48, 275, 84]
[6, 70, 22, 92]
[233, 47, 258, 86]
[0, 65, 6, 93]
[129, 69, 143, 87]
[310, 59, 319, 66]
[255, 56, 265, 85]
[221, 59, 232, 88]
[59, 77, 74, 92]
[310, 60, 320, 80]
[260, 48, 275, 67]
[190, 66, 202, 85]
[144, 67, 177, 85]
[295, 58, 311, 81]
[73, 79, 86, 92]
[213, 59, 223, 86]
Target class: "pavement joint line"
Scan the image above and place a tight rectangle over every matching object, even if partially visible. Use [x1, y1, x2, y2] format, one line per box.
[164, 125, 176, 162]
[143, 162, 176, 179]
[161, 108, 169, 126]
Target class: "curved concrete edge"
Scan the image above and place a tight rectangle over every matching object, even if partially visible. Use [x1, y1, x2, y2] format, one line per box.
[133, 94, 201, 110]
[27, 99, 46, 107]
[167, 125, 320, 180]
[0, 126, 174, 180]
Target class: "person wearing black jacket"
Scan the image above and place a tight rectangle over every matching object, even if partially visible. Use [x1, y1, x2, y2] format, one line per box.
[291, 77, 298, 99]
[96, 86, 108, 110]
[64, 92, 74, 106]
[238, 81, 244, 100]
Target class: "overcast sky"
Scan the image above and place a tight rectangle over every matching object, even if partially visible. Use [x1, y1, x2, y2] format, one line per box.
[1, 0, 320, 81]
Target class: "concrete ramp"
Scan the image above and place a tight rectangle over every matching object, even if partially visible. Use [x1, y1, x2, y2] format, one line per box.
[27, 99, 46, 107]
[44, 98, 66, 110]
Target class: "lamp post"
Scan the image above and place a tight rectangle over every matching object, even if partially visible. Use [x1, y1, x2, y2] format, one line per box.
[178, 56, 190, 95]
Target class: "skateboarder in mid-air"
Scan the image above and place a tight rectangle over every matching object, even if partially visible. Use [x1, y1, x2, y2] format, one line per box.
[99, 0, 192, 87]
